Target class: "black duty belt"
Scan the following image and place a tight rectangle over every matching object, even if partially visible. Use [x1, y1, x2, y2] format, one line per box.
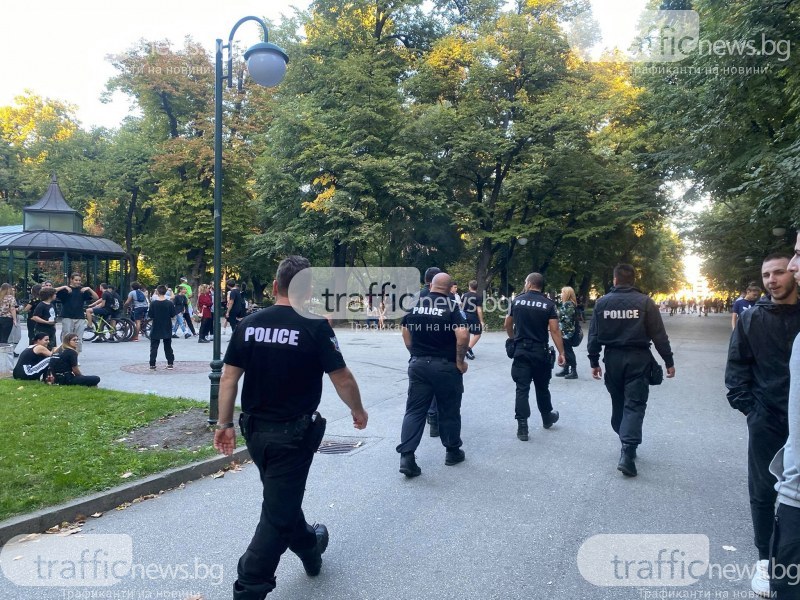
[410, 355, 455, 363]
[241, 413, 314, 434]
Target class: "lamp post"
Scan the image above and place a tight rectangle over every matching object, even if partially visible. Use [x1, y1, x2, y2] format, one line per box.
[209, 17, 288, 425]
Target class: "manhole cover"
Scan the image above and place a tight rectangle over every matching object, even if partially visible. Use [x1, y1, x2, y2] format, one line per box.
[317, 438, 366, 455]
[120, 361, 213, 374]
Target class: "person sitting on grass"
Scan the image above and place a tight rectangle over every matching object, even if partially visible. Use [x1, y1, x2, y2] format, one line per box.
[13, 332, 53, 381]
[50, 333, 101, 387]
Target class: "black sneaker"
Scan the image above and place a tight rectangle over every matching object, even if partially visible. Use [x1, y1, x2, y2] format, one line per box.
[297, 523, 329, 576]
[171, 334, 179, 339]
[149, 365, 156, 370]
[184, 333, 191, 339]
[166, 364, 174, 370]
[445, 448, 466, 466]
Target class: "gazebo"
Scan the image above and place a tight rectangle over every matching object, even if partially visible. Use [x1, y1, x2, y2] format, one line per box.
[0, 174, 127, 294]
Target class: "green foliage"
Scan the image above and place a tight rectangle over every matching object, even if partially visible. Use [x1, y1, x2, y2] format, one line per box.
[638, 0, 800, 283]
[0, 381, 215, 520]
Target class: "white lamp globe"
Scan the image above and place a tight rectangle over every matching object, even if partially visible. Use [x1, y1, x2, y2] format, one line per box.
[244, 42, 288, 87]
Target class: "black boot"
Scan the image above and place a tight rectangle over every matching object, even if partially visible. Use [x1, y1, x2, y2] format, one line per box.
[564, 366, 578, 380]
[516, 418, 529, 441]
[617, 444, 637, 477]
[295, 523, 329, 576]
[555, 366, 569, 377]
[444, 448, 466, 466]
[543, 411, 559, 429]
[427, 414, 439, 437]
[399, 452, 421, 477]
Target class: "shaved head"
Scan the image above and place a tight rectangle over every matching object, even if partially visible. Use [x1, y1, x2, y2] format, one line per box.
[525, 272, 544, 291]
[430, 273, 453, 294]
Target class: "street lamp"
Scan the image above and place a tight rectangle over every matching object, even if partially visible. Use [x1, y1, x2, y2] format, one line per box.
[209, 17, 288, 424]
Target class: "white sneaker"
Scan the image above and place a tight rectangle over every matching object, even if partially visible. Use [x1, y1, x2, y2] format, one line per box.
[751, 559, 770, 597]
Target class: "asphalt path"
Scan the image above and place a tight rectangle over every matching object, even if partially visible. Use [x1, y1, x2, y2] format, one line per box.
[0, 313, 764, 600]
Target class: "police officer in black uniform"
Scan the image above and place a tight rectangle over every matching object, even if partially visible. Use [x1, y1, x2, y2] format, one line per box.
[398, 272, 469, 477]
[587, 263, 675, 477]
[420, 266, 442, 437]
[505, 272, 566, 442]
[214, 255, 368, 599]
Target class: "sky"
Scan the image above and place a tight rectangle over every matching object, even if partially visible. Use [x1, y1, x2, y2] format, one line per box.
[1, 0, 649, 129]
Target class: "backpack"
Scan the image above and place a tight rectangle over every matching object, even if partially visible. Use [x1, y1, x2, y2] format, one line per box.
[135, 289, 145, 303]
[111, 293, 121, 311]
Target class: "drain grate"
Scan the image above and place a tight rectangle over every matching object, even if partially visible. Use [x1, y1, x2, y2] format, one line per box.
[317, 439, 364, 455]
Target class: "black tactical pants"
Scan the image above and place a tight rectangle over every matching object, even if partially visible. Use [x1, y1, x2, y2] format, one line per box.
[510, 344, 552, 422]
[397, 357, 463, 454]
[602, 347, 651, 447]
[748, 407, 788, 559]
[771, 503, 800, 599]
[234, 413, 326, 600]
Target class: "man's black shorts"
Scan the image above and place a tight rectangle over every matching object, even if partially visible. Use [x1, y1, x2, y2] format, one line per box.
[467, 321, 483, 335]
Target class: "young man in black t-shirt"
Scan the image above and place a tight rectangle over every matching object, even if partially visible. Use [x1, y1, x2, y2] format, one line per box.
[148, 285, 176, 370]
[31, 288, 57, 350]
[462, 280, 485, 360]
[55, 273, 97, 352]
[226, 279, 245, 332]
[213, 256, 367, 599]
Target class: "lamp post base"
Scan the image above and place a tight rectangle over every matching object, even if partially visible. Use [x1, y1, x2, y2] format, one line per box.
[208, 358, 224, 425]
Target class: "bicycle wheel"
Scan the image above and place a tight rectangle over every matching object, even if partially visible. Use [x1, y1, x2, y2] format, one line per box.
[82, 326, 98, 343]
[116, 318, 135, 342]
[111, 320, 129, 342]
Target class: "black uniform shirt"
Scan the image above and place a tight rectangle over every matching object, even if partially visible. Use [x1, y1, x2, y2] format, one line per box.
[56, 286, 94, 319]
[509, 291, 557, 344]
[402, 292, 467, 361]
[223, 305, 346, 421]
[587, 286, 674, 368]
[462, 291, 482, 323]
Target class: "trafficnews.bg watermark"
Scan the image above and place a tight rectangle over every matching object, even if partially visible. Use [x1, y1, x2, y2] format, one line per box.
[577, 533, 799, 592]
[566, 10, 791, 67]
[0, 534, 224, 589]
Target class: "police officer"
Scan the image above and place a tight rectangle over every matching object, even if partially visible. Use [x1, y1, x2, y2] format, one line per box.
[419, 266, 442, 437]
[214, 255, 368, 599]
[398, 272, 469, 477]
[587, 263, 675, 477]
[505, 272, 566, 442]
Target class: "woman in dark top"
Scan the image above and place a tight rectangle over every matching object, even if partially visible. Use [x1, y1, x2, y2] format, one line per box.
[557, 286, 579, 380]
[50, 333, 100, 387]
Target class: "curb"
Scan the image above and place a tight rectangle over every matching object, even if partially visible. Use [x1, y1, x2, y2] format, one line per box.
[0, 447, 251, 546]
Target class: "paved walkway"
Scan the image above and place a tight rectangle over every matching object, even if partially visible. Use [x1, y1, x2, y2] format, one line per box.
[1, 314, 761, 599]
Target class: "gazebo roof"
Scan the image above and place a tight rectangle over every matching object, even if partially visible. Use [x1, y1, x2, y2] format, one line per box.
[24, 173, 81, 215]
[0, 230, 125, 257]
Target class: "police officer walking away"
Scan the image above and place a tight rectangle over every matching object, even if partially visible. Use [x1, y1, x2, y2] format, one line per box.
[505, 272, 566, 442]
[214, 255, 368, 599]
[398, 272, 469, 477]
[587, 263, 675, 477]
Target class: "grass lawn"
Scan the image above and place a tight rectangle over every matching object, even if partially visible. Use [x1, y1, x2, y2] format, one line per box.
[0, 380, 218, 521]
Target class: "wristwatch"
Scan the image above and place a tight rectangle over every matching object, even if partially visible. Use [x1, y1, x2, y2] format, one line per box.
[215, 422, 235, 430]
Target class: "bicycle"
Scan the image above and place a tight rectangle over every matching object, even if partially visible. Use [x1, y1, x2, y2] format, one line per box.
[82, 315, 135, 343]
